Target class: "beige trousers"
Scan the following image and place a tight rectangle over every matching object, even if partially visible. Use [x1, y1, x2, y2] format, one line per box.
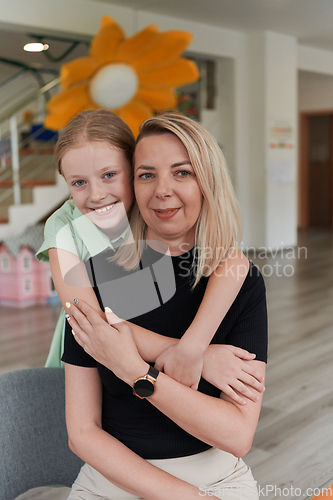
[67, 448, 258, 500]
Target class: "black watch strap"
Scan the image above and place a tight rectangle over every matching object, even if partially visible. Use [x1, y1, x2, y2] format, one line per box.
[147, 366, 159, 379]
[133, 366, 159, 399]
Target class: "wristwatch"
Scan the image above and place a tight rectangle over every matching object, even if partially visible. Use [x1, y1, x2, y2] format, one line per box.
[133, 366, 159, 399]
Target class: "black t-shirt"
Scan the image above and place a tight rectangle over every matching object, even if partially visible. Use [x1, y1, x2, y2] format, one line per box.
[62, 245, 268, 459]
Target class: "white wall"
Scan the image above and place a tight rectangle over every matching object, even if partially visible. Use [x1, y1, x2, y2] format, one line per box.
[299, 70, 333, 111]
[298, 45, 333, 76]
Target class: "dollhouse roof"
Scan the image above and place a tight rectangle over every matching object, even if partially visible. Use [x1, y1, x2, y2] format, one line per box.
[0, 224, 44, 258]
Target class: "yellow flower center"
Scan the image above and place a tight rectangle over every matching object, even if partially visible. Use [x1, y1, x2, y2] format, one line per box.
[89, 63, 139, 109]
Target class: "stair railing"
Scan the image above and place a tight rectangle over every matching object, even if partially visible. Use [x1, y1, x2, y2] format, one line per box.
[0, 76, 60, 206]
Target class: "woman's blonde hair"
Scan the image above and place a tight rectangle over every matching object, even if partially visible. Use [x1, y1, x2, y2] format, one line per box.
[118, 112, 242, 288]
[54, 109, 135, 175]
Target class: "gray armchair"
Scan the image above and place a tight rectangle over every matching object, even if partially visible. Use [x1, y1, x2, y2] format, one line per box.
[0, 368, 84, 500]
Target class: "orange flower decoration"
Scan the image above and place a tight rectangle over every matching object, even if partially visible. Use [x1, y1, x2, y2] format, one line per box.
[45, 16, 199, 136]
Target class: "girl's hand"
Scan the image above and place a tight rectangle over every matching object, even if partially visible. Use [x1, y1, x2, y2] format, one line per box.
[202, 345, 265, 405]
[65, 299, 148, 385]
[154, 341, 204, 389]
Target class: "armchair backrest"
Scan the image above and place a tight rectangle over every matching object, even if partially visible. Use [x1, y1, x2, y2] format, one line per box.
[0, 368, 83, 500]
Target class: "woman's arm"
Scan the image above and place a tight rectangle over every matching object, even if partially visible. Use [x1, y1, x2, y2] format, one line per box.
[67, 300, 265, 458]
[154, 248, 250, 388]
[65, 364, 205, 499]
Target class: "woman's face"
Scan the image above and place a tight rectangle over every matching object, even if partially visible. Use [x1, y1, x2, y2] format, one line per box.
[134, 133, 203, 249]
[61, 141, 134, 233]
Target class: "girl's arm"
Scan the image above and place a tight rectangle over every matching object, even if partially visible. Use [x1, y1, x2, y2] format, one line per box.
[49, 247, 177, 359]
[65, 364, 206, 499]
[66, 302, 265, 458]
[155, 249, 251, 388]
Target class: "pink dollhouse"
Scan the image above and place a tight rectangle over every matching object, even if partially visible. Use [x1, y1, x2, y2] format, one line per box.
[0, 225, 60, 308]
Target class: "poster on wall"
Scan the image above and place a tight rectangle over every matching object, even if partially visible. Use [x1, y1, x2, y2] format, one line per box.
[269, 119, 294, 149]
[268, 118, 296, 183]
[176, 89, 200, 120]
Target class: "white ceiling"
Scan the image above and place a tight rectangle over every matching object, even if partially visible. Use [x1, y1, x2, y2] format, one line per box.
[91, 0, 333, 52]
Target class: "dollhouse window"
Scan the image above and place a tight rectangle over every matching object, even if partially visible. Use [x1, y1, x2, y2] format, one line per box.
[1, 255, 10, 272]
[23, 255, 31, 271]
[24, 278, 32, 294]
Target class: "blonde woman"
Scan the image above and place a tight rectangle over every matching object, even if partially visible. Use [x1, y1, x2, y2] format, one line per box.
[63, 113, 268, 499]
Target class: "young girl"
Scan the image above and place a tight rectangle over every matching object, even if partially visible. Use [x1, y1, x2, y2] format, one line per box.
[36, 109, 264, 403]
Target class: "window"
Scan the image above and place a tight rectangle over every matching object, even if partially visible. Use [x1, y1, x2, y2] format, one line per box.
[22, 255, 31, 271]
[24, 278, 32, 294]
[1, 255, 10, 272]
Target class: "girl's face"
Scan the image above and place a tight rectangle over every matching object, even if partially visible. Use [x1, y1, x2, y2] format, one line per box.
[61, 141, 133, 232]
[134, 133, 203, 249]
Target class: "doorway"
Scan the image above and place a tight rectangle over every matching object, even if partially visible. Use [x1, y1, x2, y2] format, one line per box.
[299, 111, 333, 229]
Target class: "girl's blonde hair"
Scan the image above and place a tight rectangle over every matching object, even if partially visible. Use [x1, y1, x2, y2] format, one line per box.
[54, 109, 135, 175]
[118, 112, 242, 288]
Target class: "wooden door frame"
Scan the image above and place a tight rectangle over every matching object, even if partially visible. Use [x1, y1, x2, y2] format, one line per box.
[299, 109, 333, 229]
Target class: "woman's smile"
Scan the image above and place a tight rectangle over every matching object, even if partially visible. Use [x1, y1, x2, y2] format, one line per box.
[153, 207, 181, 220]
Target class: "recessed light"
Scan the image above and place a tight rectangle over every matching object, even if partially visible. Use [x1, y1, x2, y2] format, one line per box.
[24, 43, 49, 52]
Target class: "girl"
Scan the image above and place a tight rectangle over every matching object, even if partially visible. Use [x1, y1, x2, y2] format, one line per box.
[37, 109, 264, 402]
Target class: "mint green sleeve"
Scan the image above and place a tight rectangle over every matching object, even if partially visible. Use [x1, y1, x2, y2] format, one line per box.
[36, 213, 80, 263]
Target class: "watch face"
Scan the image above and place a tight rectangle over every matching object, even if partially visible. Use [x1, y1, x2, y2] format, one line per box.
[134, 379, 154, 398]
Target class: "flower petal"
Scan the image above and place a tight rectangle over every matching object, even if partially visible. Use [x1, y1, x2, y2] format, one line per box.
[136, 88, 177, 110]
[116, 100, 153, 137]
[60, 57, 100, 88]
[132, 31, 193, 72]
[139, 59, 199, 88]
[47, 84, 88, 112]
[45, 84, 92, 129]
[113, 24, 160, 62]
[90, 16, 125, 65]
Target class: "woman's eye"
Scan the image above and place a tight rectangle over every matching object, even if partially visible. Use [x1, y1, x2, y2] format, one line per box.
[177, 170, 191, 178]
[139, 173, 153, 179]
[104, 172, 115, 179]
[73, 180, 85, 187]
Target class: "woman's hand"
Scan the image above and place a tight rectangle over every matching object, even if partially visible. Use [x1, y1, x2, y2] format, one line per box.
[65, 299, 148, 385]
[202, 345, 265, 405]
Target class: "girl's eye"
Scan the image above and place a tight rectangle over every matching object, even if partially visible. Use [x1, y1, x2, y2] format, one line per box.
[73, 180, 85, 187]
[139, 173, 153, 179]
[104, 172, 115, 179]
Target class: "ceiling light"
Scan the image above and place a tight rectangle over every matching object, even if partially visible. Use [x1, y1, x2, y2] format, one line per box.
[24, 43, 49, 52]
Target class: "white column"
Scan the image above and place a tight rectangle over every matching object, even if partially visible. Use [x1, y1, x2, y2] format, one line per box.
[245, 31, 298, 250]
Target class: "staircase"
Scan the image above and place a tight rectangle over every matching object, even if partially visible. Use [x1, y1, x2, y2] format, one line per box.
[0, 75, 69, 239]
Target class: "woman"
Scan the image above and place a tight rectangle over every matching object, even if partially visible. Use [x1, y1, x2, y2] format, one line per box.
[63, 113, 268, 499]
